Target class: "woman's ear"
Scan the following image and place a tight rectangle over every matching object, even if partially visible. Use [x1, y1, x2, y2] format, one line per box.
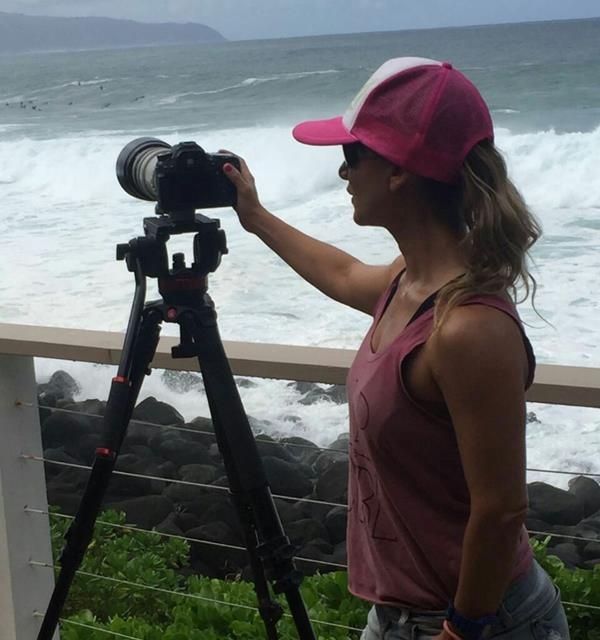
[389, 166, 409, 192]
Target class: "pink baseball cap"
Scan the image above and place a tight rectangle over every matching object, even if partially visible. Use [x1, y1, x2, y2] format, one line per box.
[292, 57, 493, 183]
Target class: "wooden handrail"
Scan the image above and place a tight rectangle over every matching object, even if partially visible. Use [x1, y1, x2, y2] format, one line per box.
[1, 322, 599, 407]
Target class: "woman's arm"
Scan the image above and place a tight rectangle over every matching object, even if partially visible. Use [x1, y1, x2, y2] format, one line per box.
[428, 304, 530, 618]
[223, 158, 404, 315]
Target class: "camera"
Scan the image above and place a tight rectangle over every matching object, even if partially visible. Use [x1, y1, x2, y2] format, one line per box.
[116, 137, 240, 215]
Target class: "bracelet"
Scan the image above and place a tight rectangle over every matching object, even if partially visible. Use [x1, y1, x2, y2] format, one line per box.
[443, 620, 465, 640]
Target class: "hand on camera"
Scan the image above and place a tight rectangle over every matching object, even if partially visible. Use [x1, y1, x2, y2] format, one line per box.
[221, 151, 265, 232]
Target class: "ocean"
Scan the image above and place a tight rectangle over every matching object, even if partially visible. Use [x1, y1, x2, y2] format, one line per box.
[1, 18, 599, 487]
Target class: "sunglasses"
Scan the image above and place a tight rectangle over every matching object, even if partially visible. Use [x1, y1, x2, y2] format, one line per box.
[342, 143, 370, 169]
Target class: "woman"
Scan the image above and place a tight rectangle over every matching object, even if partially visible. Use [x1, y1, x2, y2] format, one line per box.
[223, 57, 570, 640]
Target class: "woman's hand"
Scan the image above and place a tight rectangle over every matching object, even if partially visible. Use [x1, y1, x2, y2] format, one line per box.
[220, 151, 266, 232]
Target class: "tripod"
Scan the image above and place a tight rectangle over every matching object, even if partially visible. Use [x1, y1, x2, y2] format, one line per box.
[37, 211, 316, 640]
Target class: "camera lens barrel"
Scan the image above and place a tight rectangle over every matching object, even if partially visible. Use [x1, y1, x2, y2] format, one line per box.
[116, 137, 172, 201]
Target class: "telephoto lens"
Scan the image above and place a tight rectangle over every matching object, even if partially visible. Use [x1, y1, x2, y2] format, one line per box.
[116, 137, 171, 201]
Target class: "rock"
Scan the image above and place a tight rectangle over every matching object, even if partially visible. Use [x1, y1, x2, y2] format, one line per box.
[43, 447, 80, 477]
[549, 542, 580, 569]
[279, 436, 320, 465]
[179, 464, 218, 485]
[327, 433, 350, 452]
[157, 439, 213, 467]
[582, 541, 600, 561]
[314, 460, 348, 504]
[104, 495, 173, 530]
[38, 370, 80, 402]
[255, 438, 298, 463]
[313, 449, 348, 475]
[568, 476, 600, 517]
[123, 444, 155, 459]
[196, 501, 239, 533]
[154, 512, 184, 536]
[46, 490, 82, 516]
[108, 455, 158, 497]
[177, 512, 202, 532]
[163, 482, 208, 504]
[187, 522, 245, 576]
[248, 415, 275, 434]
[298, 387, 335, 405]
[63, 398, 106, 417]
[577, 510, 600, 533]
[262, 456, 313, 498]
[582, 558, 600, 570]
[77, 434, 101, 465]
[132, 397, 184, 426]
[161, 370, 204, 393]
[235, 377, 258, 389]
[525, 516, 550, 538]
[289, 381, 321, 396]
[331, 540, 348, 566]
[324, 506, 348, 545]
[288, 497, 330, 524]
[285, 517, 330, 547]
[41, 411, 96, 450]
[547, 524, 577, 547]
[527, 482, 585, 526]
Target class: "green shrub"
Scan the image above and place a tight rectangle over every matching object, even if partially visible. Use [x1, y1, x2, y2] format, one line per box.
[50, 509, 188, 623]
[50, 510, 599, 639]
[531, 537, 600, 640]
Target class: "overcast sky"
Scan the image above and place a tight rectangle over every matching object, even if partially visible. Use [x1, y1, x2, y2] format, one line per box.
[2, 0, 599, 40]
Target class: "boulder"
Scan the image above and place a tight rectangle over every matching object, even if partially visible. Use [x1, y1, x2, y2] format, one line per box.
[315, 460, 348, 504]
[279, 436, 320, 465]
[161, 370, 203, 393]
[157, 439, 213, 467]
[568, 476, 600, 518]
[527, 482, 585, 526]
[41, 411, 95, 450]
[132, 396, 184, 426]
[550, 542, 580, 569]
[325, 506, 348, 545]
[262, 456, 313, 498]
[38, 370, 80, 403]
[285, 517, 330, 547]
[104, 495, 173, 530]
[179, 464, 218, 486]
[255, 437, 299, 463]
[154, 512, 184, 537]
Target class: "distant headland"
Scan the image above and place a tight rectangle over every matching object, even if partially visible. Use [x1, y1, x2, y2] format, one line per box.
[0, 12, 226, 53]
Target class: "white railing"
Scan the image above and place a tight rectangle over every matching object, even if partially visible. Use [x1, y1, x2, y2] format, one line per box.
[1, 322, 600, 639]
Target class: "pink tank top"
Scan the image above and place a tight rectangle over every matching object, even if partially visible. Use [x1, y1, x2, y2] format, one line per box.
[346, 276, 534, 610]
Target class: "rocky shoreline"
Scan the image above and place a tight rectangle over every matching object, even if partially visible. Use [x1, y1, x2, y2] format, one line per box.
[38, 370, 600, 578]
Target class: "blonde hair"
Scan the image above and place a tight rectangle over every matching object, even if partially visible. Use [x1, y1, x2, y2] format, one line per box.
[428, 140, 541, 328]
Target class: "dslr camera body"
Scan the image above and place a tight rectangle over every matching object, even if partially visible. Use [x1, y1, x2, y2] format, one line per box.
[116, 137, 240, 217]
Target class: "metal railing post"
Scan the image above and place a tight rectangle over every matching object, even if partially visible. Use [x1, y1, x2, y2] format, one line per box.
[0, 354, 59, 639]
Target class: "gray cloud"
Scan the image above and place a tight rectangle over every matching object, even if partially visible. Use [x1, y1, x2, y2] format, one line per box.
[1, 0, 599, 40]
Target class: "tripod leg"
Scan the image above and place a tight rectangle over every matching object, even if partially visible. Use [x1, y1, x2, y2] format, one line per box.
[177, 311, 316, 640]
[36, 308, 162, 640]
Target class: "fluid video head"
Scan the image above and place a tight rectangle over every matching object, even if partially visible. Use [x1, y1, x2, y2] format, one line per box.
[116, 137, 240, 218]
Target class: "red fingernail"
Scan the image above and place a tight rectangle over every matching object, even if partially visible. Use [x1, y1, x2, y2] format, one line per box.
[224, 164, 233, 173]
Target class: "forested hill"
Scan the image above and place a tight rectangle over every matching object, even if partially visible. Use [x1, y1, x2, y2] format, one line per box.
[0, 12, 226, 53]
